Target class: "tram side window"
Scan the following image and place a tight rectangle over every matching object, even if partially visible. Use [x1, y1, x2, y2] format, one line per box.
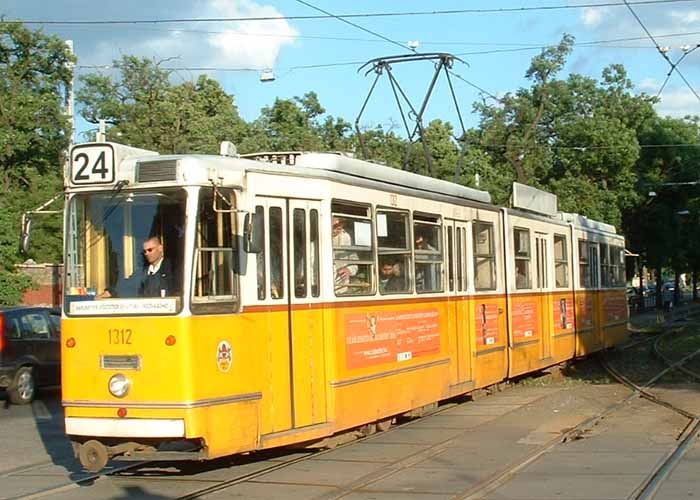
[455, 227, 463, 291]
[377, 209, 412, 294]
[600, 243, 610, 287]
[447, 226, 454, 292]
[269, 208, 285, 299]
[310, 209, 320, 297]
[293, 209, 307, 298]
[473, 221, 496, 291]
[255, 206, 266, 300]
[332, 202, 374, 296]
[192, 188, 239, 313]
[514, 228, 531, 289]
[554, 234, 569, 288]
[414, 215, 443, 293]
[610, 245, 624, 287]
[579, 240, 597, 288]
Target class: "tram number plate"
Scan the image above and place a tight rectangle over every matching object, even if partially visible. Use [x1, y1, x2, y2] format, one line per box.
[397, 351, 412, 362]
[108, 328, 132, 345]
[71, 144, 115, 185]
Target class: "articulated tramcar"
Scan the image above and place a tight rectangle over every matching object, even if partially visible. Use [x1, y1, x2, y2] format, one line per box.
[61, 142, 627, 471]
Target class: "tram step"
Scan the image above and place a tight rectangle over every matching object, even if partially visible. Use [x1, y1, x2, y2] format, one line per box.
[114, 450, 205, 462]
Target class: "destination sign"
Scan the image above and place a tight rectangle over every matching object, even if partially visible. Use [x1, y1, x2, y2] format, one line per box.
[70, 144, 115, 185]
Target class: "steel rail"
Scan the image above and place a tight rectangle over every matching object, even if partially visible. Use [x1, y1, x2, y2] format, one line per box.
[455, 324, 697, 499]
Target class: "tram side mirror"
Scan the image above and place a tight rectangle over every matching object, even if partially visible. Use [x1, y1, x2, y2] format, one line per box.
[244, 212, 264, 254]
[19, 214, 32, 254]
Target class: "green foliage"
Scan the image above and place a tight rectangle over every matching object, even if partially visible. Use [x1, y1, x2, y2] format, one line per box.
[78, 56, 248, 153]
[0, 270, 33, 307]
[237, 91, 353, 154]
[0, 22, 72, 304]
[9, 21, 700, 295]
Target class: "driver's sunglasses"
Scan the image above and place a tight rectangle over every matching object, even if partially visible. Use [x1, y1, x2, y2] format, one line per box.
[143, 247, 157, 254]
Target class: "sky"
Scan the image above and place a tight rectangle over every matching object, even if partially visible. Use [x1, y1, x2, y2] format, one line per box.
[4, 0, 700, 143]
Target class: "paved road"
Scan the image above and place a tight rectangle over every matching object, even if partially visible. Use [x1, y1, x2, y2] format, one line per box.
[2, 381, 699, 499]
[2, 306, 700, 499]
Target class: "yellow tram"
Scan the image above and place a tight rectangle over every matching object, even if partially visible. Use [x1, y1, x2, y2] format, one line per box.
[60, 142, 628, 471]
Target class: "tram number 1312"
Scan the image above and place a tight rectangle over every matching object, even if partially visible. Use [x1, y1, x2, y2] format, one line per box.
[108, 329, 133, 345]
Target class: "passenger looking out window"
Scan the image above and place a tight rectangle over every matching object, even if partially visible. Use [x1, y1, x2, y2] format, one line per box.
[414, 217, 443, 293]
[377, 209, 412, 294]
[332, 202, 374, 296]
[379, 257, 404, 292]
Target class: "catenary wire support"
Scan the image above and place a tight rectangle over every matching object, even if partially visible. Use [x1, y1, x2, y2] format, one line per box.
[355, 53, 469, 177]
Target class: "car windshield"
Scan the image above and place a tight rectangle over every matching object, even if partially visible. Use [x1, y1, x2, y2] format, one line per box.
[64, 189, 186, 313]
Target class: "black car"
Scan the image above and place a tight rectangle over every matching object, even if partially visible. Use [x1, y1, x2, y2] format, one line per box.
[0, 306, 61, 404]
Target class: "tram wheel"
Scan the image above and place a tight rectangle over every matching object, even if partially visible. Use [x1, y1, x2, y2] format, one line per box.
[79, 440, 109, 472]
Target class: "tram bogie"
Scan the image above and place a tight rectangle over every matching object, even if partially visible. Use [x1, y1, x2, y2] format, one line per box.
[60, 142, 628, 471]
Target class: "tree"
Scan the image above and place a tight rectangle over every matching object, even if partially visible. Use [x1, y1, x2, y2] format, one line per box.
[78, 56, 248, 154]
[0, 22, 73, 304]
[625, 115, 700, 305]
[240, 92, 348, 153]
[473, 35, 656, 227]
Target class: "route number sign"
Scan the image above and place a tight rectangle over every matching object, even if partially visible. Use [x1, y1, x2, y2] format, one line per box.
[70, 144, 115, 185]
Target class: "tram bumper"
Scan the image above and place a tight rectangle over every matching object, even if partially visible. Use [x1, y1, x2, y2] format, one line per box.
[65, 417, 186, 438]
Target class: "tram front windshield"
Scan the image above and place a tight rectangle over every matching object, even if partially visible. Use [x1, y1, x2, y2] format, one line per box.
[64, 189, 186, 310]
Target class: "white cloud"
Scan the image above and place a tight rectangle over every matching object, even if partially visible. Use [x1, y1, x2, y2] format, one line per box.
[655, 88, 700, 118]
[668, 9, 700, 26]
[638, 77, 660, 92]
[582, 7, 609, 27]
[18, 0, 298, 74]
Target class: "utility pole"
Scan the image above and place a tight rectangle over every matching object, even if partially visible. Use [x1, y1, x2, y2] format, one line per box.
[64, 40, 75, 180]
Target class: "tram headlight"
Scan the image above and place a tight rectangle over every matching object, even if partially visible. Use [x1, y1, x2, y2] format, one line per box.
[108, 374, 131, 398]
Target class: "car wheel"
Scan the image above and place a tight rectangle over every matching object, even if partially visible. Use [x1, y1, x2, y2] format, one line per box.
[8, 366, 35, 405]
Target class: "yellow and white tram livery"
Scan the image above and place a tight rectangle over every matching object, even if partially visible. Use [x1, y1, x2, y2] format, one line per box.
[61, 142, 628, 471]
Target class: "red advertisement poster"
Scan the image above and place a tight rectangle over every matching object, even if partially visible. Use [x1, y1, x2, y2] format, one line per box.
[345, 309, 441, 370]
[474, 303, 499, 346]
[552, 297, 575, 332]
[512, 300, 538, 339]
[577, 295, 594, 327]
[604, 294, 627, 323]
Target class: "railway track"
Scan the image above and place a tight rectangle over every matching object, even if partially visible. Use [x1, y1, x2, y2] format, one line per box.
[166, 327, 699, 500]
[451, 324, 700, 500]
[12, 318, 700, 500]
[11, 400, 464, 500]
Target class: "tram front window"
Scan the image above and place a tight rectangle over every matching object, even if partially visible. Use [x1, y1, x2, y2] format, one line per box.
[64, 189, 186, 311]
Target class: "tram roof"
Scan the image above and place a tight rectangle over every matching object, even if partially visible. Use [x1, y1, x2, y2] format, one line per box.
[129, 150, 493, 205]
[558, 212, 618, 235]
[287, 153, 492, 204]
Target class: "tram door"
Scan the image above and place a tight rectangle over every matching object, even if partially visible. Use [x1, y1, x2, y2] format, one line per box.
[535, 233, 552, 360]
[257, 197, 327, 433]
[287, 199, 327, 428]
[445, 219, 472, 385]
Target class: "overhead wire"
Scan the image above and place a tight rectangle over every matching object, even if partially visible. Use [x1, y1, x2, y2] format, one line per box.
[4, 0, 694, 25]
[293, 0, 409, 54]
[622, 0, 700, 102]
[292, 0, 499, 101]
[31, 22, 700, 51]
